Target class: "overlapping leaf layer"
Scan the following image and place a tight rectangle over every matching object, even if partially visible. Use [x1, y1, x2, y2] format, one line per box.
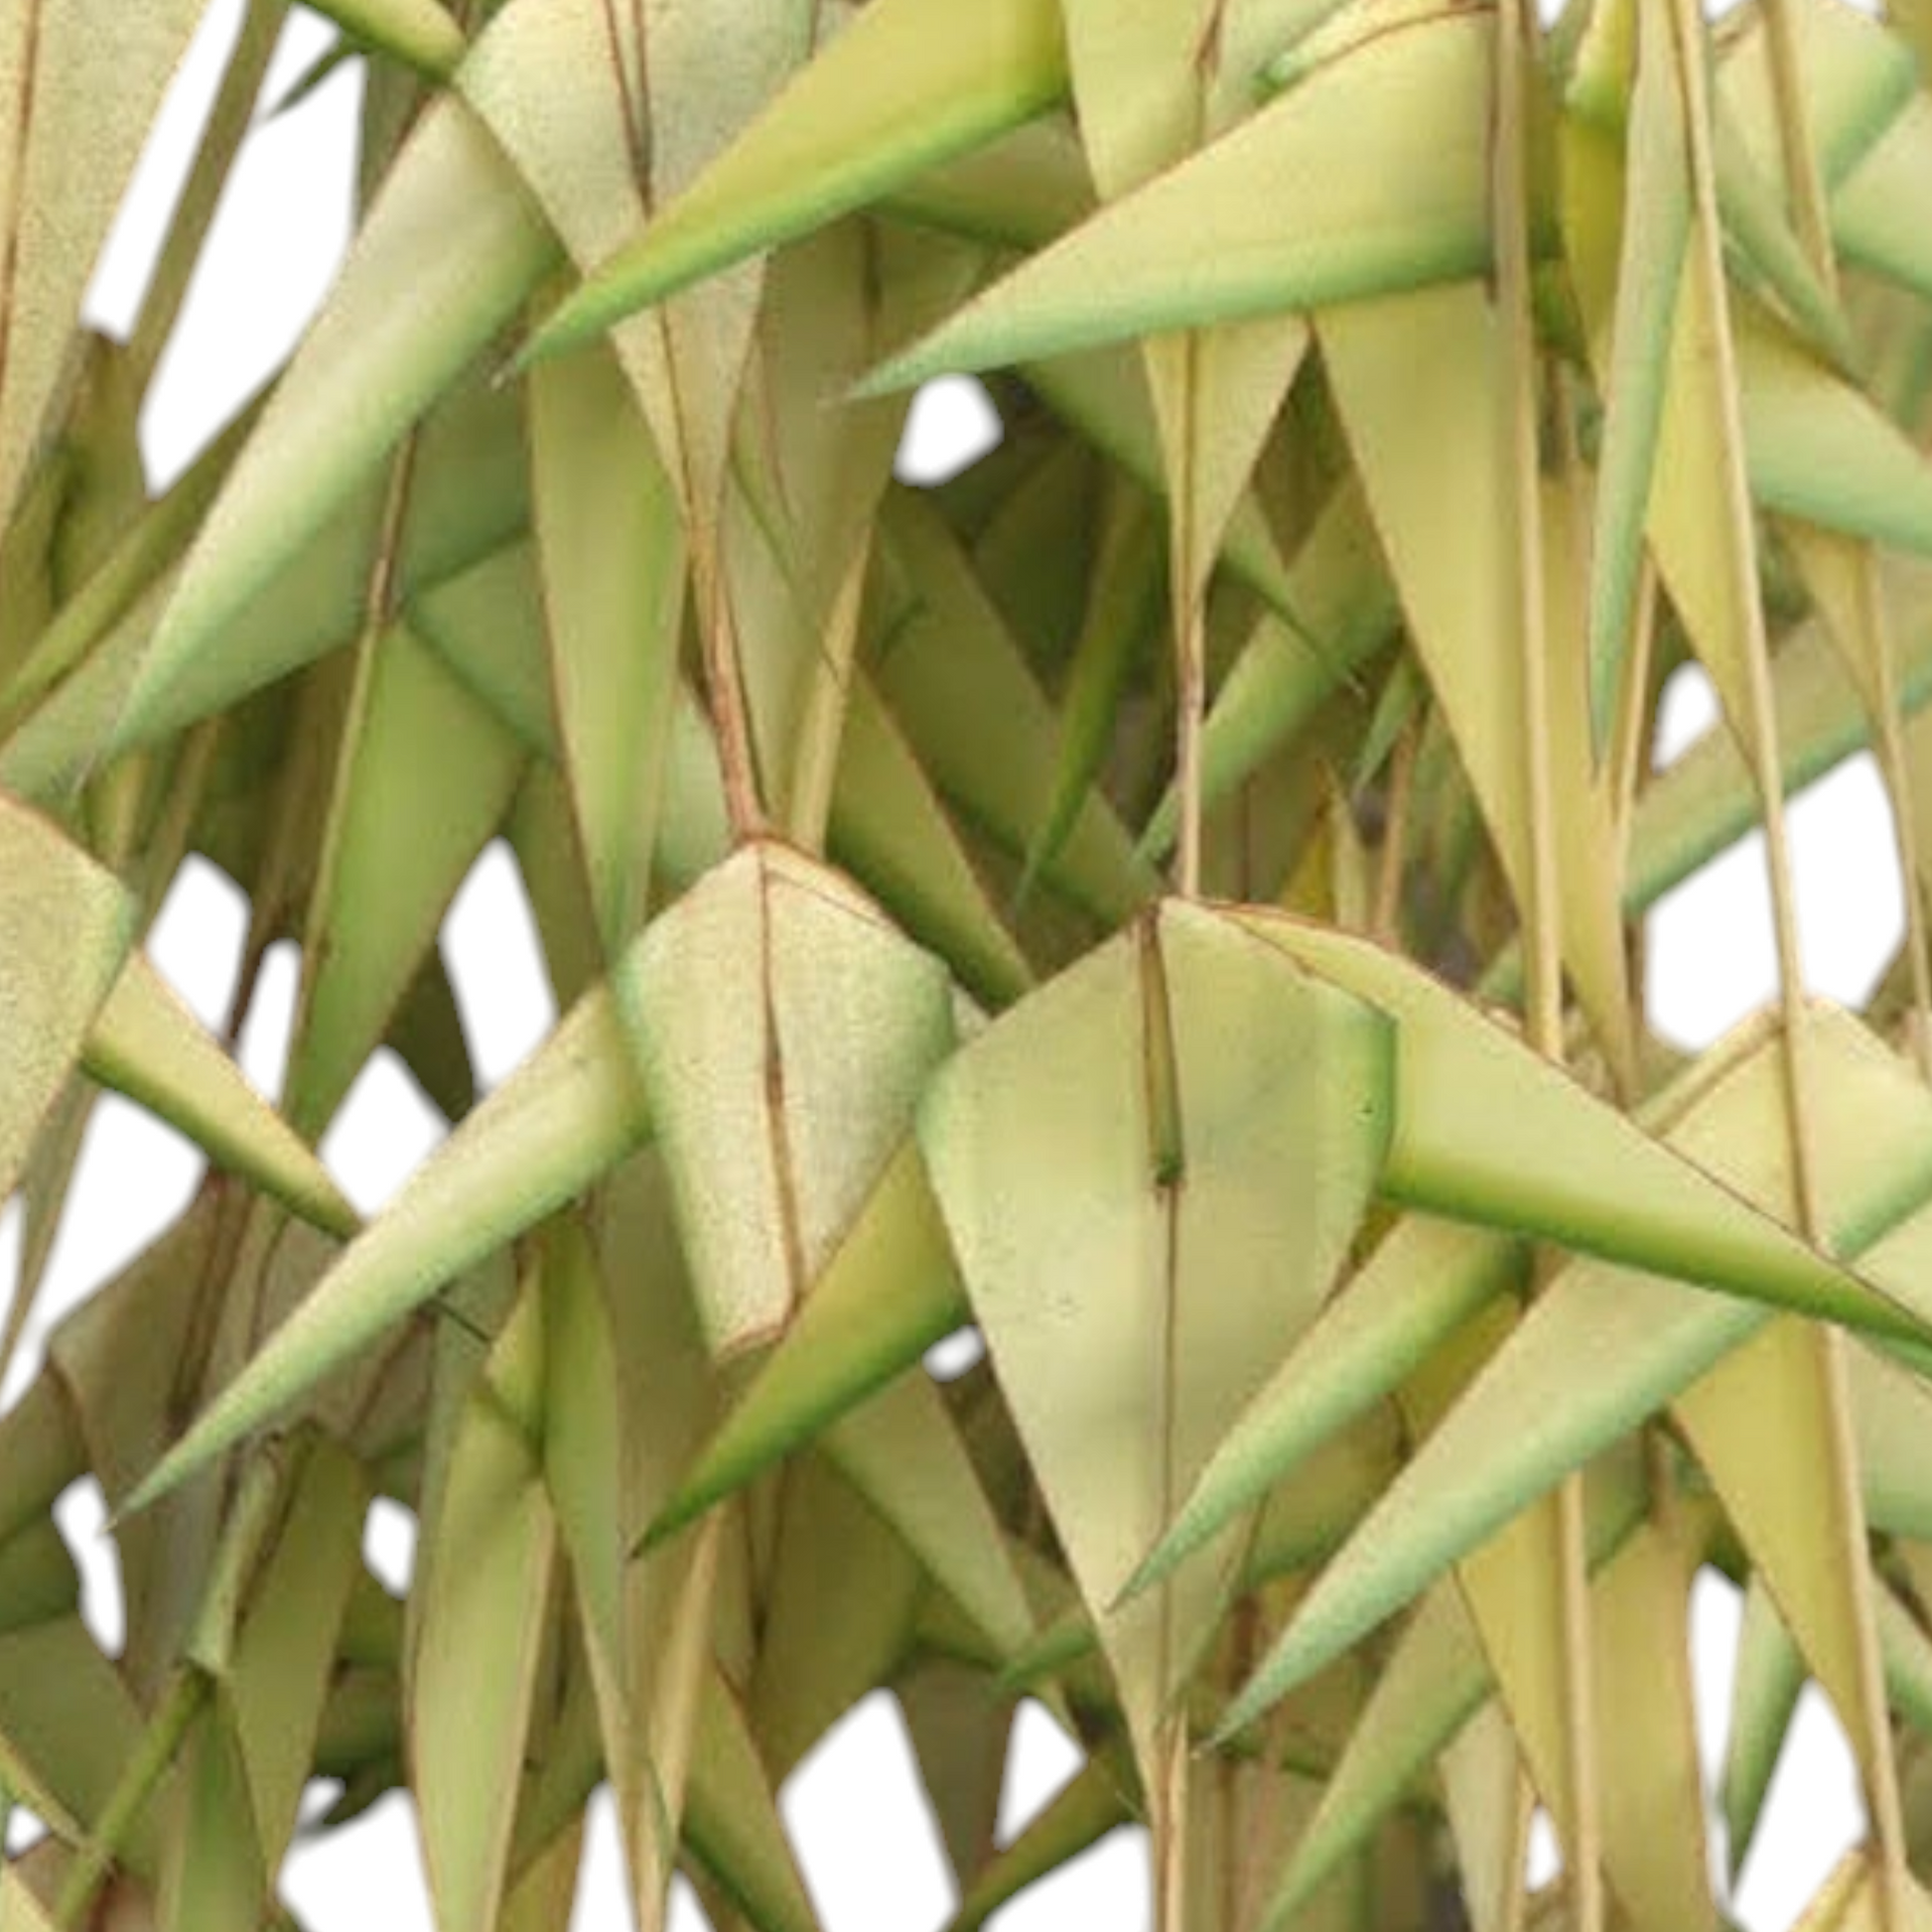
[12, 0, 1932, 1924]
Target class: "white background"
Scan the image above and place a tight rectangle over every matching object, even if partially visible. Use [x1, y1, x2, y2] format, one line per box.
[0, 1, 1905, 1923]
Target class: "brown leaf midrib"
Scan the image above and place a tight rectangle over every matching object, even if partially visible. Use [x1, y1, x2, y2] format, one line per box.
[759, 858, 811, 1325]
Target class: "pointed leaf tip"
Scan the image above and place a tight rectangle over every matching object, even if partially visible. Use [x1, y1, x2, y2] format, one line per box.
[119, 981, 650, 1519]
[307, 0, 466, 79]
[853, 10, 1493, 392]
[515, 0, 1068, 364]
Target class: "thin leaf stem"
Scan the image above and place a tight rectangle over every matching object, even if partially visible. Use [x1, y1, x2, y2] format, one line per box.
[128, 0, 288, 396]
[1175, 601, 1207, 901]
[691, 495, 766, 847]
[0, 0, 47, 466]
[1759, 0, 1932, 1083]
[1141, 910, 1189, 1929]
[1154, 1717, 1190, 1932]
[1668, 0, 1818, 1277]
[1668, 0, 1910, 1913]
[53, 1667, 210, 1928]
[1497, 36, 1561, 1063]
[1760, 1, 1931, 1901]
[1758, 0, 1834, 277]
[1173, 331, 1208, 903]
[1370, 715, 1418, 946]
[1865, 572, 1932, 1081]
[785, 535, 872, 855]
[1499, 1768, 1534, 1932]
[1495, 0, 1604, 1919]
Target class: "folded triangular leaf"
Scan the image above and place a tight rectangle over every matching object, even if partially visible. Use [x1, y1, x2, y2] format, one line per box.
[745, 1453, 923, 1785]
[832, 679, 1036, 1006]
[619, 841, 956, 1359]
[1739, 313, 1932, 557]
[1316, 288, 1634, 1068]
[524, 0, 1067, 360]
[1676, 1316, 1889, 1782]
[1722, 0, 1915, 191]
[528, 341, 686, 957]
[1136, 485, 1400, 864]
[109, 99, 557, 758]
[412, 1276, 558, 1932]
[223, 1438, 368, 1860]
[946, 1745, 1134, 1932]
[919, 898, 1392, 1767]
[1232, 908, 1925, 1340]
[463, 0, 800, 548]
[1021, 483, 1164, 899]
[0, 795, 136, 1204]
[822, 1370, 1035, 1663]
[1833, 96, 1932, 298]
[1217, 1006, 1932, 1733]
[82, 953, 357, 1240]
[860, 10, 1493, 390]
[1565, 0, 1690, 752]
[1260, 1582, 1490, 1922]
[646, 1142, 969, 1547]
[874, 491, 1160, 925]
[1644, 194, 1767, 757]
[307, 0, 466, 77]
[156, 1701, 264, 1932]
[897, 1660, 1012, 1894]
[1126, 1215, 1523, 1599]
[1016, 345, 1303, 621]
[0, 1615, 148, 1865]
[285, 621, 526, 1139]
[1720, 1576, 1805, 1878]
[120, 981, 651, 1515]
[1587, 1524, 1719, 1930]
[1439, 1704, 1525, 1932]
[0, 0, 203, 525]
[683, 1670, 824, 1932]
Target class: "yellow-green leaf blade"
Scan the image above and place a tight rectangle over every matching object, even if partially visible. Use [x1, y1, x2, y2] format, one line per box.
[0, 796, 136, 1205]
[523, 0, 1067, 361]
[619, 844, 955, 1360]
[645, 1141, 968, 1547]
[1126, 1215, 1523, 1599]
[109, 99, 557, 758]
[1217, 1008, 1932, 1735]
[306, 0, 465, 77]
[0, 0, 204, 524]
[413, 1281, 557, 1932]
[1719, 1575, 1805, 1875]
[1235, 909, 1925, 1341]
[528, 340, 686, 956]
[287, 622, 526, 1140]
[858, 10, 1494, 392]
[119, 981, 651, 1516]
[919, 900, 1392, 1761]
[82, 954, 358, 1240]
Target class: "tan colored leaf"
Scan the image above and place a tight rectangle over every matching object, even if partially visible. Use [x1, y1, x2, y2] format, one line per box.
[412, 1274, 557, 1932]
[920, 899, 1392, 1771]
[0, 794, 136, 1204]
[619, 842, 955, 1358]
